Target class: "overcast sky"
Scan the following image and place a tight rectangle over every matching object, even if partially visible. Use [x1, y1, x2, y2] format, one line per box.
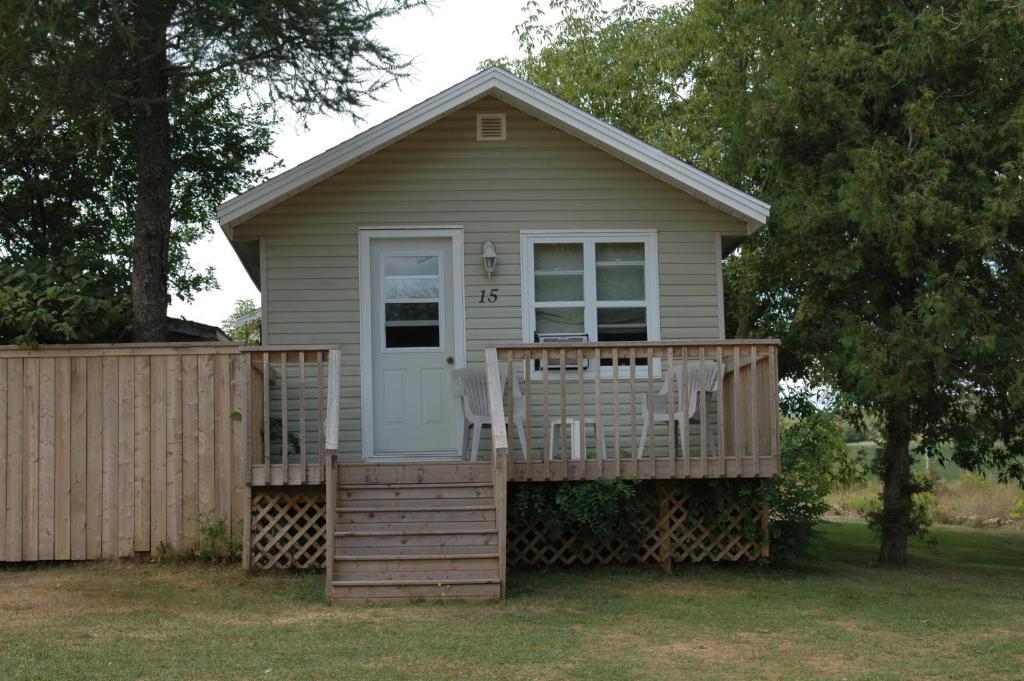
[167, 0, 529, 327]
[168, 0, 660, 327]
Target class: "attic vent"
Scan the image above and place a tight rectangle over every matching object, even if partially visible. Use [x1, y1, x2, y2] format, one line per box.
[476, 113, 506, 141]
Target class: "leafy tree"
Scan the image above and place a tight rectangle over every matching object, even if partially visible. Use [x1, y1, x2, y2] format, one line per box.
[505, 0, 1024, 563]
[224, 298, 261, 345]
[1, 0, 422, 341]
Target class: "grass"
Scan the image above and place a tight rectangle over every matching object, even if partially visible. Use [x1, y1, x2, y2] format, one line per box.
[1, 521, 1022, 680]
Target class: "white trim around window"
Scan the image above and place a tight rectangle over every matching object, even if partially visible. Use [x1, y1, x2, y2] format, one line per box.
[520, 229, 661, 377]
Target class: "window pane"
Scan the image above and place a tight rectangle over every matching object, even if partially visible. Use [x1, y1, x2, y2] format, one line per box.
[535, 274, 584, 302]
[385, 302, 440, 348]
[536, 307, 584, 335]
[597, 307, 647, 342]
[535, 243, 583, 302]
[385, 256, 439, 299]
[596, 243, 645, 301]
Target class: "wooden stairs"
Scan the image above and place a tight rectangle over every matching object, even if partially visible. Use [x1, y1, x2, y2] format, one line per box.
[328, 464, 504, 603]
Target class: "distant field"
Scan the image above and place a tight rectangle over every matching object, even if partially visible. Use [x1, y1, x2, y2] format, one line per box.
[846, 440, 966, 481]
[840, 442, 1023, 523]
[1, 520, 1022, 680]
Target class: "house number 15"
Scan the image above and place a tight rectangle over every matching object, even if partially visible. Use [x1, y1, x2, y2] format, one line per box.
[479, 288, 499, 303]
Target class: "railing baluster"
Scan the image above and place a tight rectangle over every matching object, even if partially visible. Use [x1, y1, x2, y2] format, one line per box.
[262, 351, 270, 483]
[698, 346, 707, 467]
[666, 346, 676, 479]
[768, 345, 780, 471]
[542, 348, 550, 479]
[299, 351, 306, 479]
[612, 347, 620, 468]
[559, 348, 567, 479]
[750, 345, 758, 476]
[646, 346, 654, 477]
[732, 345, 741, 462]
[576, 347, 584, 478]
[715, 345, 725, 477]
[523, 348, 532, 476]
[506, 351, 515, 463]
[629, 347, 637, 463]
[593, 345, 603, 473]
[317, 350, 324, 464]
[680, 345, 690, 478]
[280, 351, 289, 484]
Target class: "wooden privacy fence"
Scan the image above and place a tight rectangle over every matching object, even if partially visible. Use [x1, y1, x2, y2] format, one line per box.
[0, 344, 248, 561]
[0, 343, 341, 563]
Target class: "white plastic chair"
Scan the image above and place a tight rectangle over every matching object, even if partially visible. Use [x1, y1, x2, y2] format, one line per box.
[637, 361, 720, 458]
[451, 367, 528, 461]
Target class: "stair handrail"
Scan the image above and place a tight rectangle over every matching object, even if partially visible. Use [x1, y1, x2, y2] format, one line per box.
[323, 346, 342, 601]
[484, 347, 509, 598]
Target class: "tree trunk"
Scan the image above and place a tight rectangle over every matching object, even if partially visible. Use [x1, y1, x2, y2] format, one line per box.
[131, 7, 173, 342]
[878, 409, 913, 565]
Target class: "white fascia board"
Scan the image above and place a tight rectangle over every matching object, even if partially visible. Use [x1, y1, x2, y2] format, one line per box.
[217, 67, 770, 233]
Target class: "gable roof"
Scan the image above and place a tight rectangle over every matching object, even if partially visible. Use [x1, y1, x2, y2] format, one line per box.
[217, 67, 770, 234]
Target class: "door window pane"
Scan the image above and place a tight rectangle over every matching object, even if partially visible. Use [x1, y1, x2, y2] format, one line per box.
[596, 243, 645, 301]
[534, 243, 584, 302]
[384, 256, 439, 300]
[385, 302, 440, 348]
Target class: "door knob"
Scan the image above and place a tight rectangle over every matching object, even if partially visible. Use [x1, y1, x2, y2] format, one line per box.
[446, 356, 455, 364]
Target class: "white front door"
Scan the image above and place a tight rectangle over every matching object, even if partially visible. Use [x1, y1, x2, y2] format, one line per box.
[368, 236, 464, 458]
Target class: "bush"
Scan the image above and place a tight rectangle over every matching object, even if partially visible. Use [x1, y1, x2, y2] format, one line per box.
[154, 515, 241, 564]
[758, 409, 847, 561]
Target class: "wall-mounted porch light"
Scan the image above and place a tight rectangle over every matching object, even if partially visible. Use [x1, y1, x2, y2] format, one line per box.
[481, 241, 497, 278]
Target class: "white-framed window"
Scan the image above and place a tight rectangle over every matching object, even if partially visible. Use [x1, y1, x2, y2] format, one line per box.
[521, 231, 660, 373]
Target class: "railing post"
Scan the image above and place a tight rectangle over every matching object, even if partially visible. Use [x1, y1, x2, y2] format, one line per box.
[484, 348, 509, 599]
[323, 347, 342, 603]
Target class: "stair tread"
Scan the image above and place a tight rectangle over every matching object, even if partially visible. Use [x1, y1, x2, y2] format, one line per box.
[338, 505, 495, 513]
[338, 482, 491, 490]
[332, 578, 500, 587]
[335, 553, 499, 561]
[336, 528, 498, 537]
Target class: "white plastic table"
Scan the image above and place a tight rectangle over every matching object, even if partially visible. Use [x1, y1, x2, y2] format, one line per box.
[547, 417, 607, 461]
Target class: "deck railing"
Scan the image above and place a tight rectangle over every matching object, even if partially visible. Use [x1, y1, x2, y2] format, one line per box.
[245, 346, 342, 486]
[485, 340, 780, 481]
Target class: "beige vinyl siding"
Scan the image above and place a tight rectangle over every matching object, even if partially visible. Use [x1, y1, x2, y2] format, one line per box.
[234, 97, 746, 461]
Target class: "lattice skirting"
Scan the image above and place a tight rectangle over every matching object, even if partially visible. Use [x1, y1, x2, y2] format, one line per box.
[508, 482, 768, 568]
[249, 487, 327, 570]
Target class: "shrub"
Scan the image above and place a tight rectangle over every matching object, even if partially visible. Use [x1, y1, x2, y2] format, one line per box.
[758, 409, 846, 561]
[154, 514, 241, 564]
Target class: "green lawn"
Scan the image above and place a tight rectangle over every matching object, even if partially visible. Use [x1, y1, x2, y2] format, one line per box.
[1, 521, 1022, 680]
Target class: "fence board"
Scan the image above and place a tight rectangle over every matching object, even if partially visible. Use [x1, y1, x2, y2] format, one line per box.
[23, 358, 39, 561]
[166, 355, 183, 549]
[70, 358, 88, 560]
[181, 355, 199, 545]
[39, 358, 56, 561]
[85, 357, 103, 559]
[133, 357, 151, 552]
[53, 356, 71, 557]
[117, 356, 134, 557]
[6, 358, 23, 561]
[101, 357, 118, 558]
[197, 354, 215, 530]
[214, 354, 231, 523]
[150, 356, 167, 549]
